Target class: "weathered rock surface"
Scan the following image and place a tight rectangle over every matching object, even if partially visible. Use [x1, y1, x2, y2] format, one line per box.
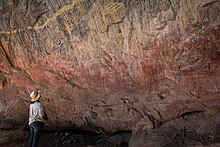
[0, 73, 6, 90]
[0, 126, 131, 147]
[0, 0, 220, 142]
[1, 110, 220, 147]
[129, 110, 220, 147]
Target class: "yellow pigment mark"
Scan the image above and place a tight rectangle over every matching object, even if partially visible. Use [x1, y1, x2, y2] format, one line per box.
[76, 1, 86, 17]
[0, 0, 85, 35]
[57, 0, 85, 33]
[34, 0, 85, 29]
[88, 1, 125, 31]
[62, 11, 72, 32]
[101, 2, 125, 26]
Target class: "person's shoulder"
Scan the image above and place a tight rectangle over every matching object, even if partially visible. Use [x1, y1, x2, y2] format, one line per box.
[34, 101, 42, 107]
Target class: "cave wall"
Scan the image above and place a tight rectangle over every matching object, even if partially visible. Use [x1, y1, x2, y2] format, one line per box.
[0, 0, 220, 132]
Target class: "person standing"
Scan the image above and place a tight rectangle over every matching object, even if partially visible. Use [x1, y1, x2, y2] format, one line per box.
[28, 90, 48, 147]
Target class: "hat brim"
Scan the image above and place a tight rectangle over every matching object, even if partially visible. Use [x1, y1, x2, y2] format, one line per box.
[30, 94, 41, 102]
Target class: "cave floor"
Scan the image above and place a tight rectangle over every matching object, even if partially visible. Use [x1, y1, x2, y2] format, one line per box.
[1, 110, 220, 147]
[0, 128, 131, 147]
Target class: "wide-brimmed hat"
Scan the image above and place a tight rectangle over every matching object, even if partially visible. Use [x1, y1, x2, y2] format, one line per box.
[30, 90, 41, 102]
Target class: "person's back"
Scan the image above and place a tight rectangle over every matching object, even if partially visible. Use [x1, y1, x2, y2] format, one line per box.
[28, 90, 47, 147]
[29, 101, 45, 125]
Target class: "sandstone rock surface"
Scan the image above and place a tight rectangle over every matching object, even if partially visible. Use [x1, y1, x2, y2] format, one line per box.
[0, 0, 219, 138]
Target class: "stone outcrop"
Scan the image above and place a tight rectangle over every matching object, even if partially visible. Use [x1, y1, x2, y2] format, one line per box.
[129, 110, 220, 147]
[0, 0, 219, 139]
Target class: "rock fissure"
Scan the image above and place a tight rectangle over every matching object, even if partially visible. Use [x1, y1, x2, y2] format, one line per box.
[0, 41, 14, 68]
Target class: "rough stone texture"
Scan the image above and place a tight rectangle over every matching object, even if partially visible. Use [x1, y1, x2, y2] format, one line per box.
[129, 110, 220, 147]
[0, 73, 6, 90]
[0, 0, 220, 139]
[0, 127, 131, 147]
[1, 110, 220, 147]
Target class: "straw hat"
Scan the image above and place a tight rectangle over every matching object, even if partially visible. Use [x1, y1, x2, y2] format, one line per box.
[30, 90, 41, 102]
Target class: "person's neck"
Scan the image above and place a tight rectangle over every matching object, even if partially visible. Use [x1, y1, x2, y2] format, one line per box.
[30, 100, 40, 104]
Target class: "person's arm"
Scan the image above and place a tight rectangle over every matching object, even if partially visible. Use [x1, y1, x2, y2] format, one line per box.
[38, 106, 44, 118]
[43, 111, 48, 121]
[39, 106, 48, 121]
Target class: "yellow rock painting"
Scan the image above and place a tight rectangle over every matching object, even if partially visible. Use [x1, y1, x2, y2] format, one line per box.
[88, 1, 126, 31]
[62, 11, 72, 32]
[0, 0, 85, 35]
[34, 0, 85, 30]
[0, 0, 126, 35]
[101, 2, 125, 26]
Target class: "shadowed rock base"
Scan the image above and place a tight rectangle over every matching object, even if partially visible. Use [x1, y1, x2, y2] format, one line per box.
[1, 110, 220, 147]
[0, 127, 131, 147]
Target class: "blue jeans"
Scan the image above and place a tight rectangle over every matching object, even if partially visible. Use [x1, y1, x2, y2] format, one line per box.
[28, 121, 44, 147]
